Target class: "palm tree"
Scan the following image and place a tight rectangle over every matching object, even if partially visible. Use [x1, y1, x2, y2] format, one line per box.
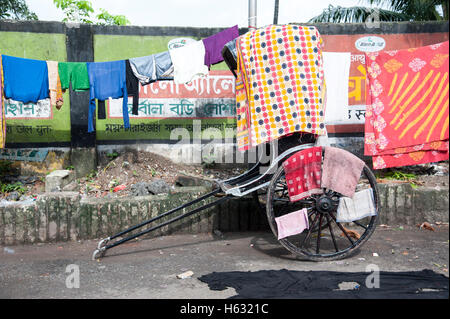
[309, 0, 449, 23]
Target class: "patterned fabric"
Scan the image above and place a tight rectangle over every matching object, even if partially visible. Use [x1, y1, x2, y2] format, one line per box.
[0, 55, 5, 148]
[283, 146, 323, 202]
[55, 71, 64, 110]
[365, 41, 449, 169]
[235, 25, 326, 151]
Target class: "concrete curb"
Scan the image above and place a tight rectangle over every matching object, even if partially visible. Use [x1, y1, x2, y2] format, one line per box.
[0, 184, 448, 245]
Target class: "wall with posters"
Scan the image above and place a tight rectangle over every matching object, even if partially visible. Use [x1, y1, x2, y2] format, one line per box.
[0, 20, 448, 166]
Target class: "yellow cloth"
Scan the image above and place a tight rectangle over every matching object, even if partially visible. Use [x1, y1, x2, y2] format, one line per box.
[236, 24, 326, 150]
[0, 54, 5, 149]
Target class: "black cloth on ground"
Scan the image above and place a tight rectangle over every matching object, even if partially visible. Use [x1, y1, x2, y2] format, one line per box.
[198, 269, 449, 299]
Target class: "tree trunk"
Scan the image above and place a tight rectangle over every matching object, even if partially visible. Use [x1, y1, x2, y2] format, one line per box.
[442, 0, 449, 20]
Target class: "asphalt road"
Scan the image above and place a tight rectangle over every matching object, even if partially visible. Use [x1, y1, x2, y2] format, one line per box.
[0, 225, 448, 299]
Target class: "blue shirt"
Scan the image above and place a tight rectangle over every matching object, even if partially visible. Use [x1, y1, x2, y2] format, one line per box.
[87, 60, 129, 132]
[2, 55, 49, 103]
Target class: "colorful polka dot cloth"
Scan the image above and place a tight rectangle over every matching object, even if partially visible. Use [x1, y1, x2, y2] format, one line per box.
[235, 24, 326, 151]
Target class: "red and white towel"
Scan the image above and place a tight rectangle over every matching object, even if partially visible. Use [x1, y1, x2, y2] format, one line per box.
[282, 146, 323, 202]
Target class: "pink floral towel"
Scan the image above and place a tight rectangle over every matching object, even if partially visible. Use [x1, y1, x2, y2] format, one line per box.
[321, 147, 365, 198]
[275, 208, 309, 240]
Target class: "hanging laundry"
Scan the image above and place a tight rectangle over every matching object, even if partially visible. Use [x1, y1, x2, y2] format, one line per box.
[235, 41, 251, 151]
[1, 55, 49, 104]
[322, 52, 351, 123]
[275, 208, 309, 240]
[202, 25, 239, 67]
[336, 188, 377, 223]
[0, 55, 5, 149]
[98, 59, 141, 120]
[46, 61, 64, 110]
[129, 51, 174, 86]
[169, 40, 209, 84]
[235, 25, 326, 151]
[87, 60, 129, 133]
[126, 59, 139, 115]
[58, 62, 90, 91]
[55, 69, 64, 110]
[321, 146, 365, 198]
[282, 146, 323, 202]
[364, 41, 449, 169]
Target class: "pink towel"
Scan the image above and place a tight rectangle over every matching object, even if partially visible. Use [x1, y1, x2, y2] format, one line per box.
[321, 147, 365, 198]
[275, 209, 309, 240]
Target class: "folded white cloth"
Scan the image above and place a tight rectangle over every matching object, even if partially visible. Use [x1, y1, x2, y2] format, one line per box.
[322, 52, 351, 124]
[169, 40, 209, 84]
[336, 188, 377, 223]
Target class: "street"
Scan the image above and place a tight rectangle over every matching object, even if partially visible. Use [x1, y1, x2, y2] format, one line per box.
[0, 225, 448, 299]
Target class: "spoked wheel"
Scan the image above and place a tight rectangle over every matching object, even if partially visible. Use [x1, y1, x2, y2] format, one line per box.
[266, 163, 379, 261]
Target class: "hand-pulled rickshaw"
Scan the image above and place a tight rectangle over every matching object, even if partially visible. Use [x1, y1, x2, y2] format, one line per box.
[93, 26, 379, 262]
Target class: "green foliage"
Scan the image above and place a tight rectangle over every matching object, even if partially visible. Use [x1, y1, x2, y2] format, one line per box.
[0, 0, 38, 20]
[53, 0, 130, 25]
[310, 0, 448, 23]
[381, 170, 417, 180]
[376, 170, 420, 188]
[53, 0, 94, 24]
[96, 9, 130, 26]
[0, 181, 27, 194]
[106, 152, 119, 160]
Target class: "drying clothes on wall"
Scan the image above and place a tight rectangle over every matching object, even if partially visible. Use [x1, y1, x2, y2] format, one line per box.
[235, 25, 326, 151]
[275, 208, 309, 240]
[1, 55, 49, 103]
[169, 40, 209, 85]
[126, 59, 139, 115]
[282, 146, 323, 202]
[46, 61, 64, 110]
[322, 52, 351, 123]
[55, 68, 64, 110]
[129, 51, 174, 86]
[336, 188, 377, 223]
[87, 60, 129, 133]
[321, 146, 365, 198]
[0, 54, 5, 149]
[98, 60, 141, 120]
[203, 25, 239, 67]
[58, 62, 90, 91]
[364, 41, 449, 169]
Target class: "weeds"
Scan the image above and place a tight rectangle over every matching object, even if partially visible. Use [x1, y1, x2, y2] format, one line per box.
[106, 152, 119, 160]
[376, 170, 420, 188]
[0, 181, 27, 195]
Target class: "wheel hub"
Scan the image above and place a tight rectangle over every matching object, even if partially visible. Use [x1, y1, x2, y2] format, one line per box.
[315, 195, 335, 214]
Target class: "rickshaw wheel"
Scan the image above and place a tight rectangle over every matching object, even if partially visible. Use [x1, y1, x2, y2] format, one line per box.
[266, 163, 379, 261]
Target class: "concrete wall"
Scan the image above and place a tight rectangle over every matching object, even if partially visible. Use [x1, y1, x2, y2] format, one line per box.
[0, 20, 449, 172]
[1, 183, 448, 245]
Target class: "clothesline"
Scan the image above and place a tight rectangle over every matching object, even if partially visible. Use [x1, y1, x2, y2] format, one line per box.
[0, 25, 240, 133]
